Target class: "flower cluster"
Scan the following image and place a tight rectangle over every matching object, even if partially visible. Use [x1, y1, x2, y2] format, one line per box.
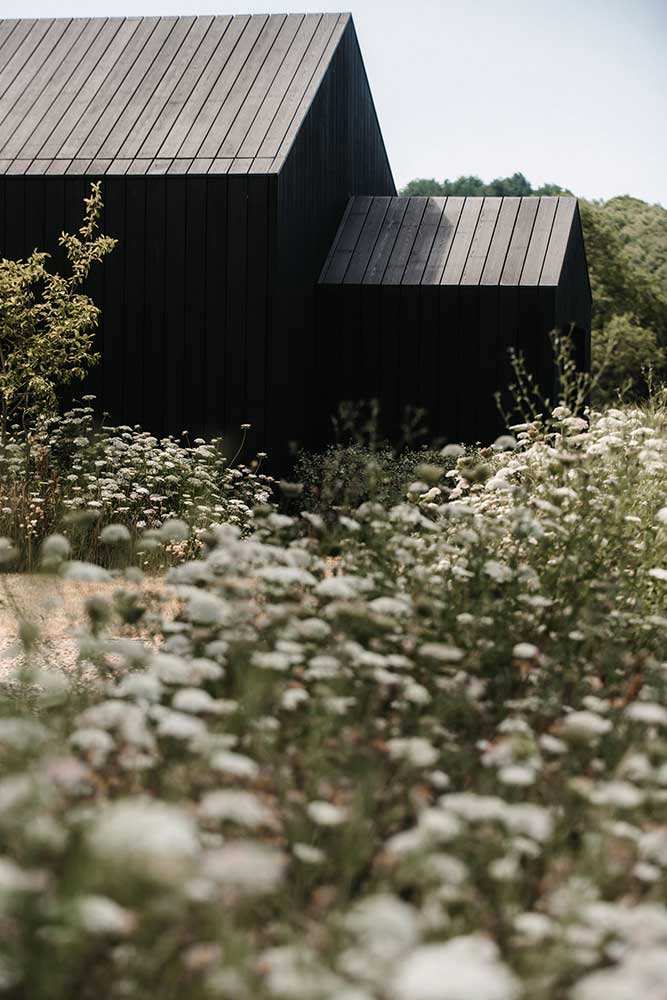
[0, 404, 273, 569]
[2, 400, 667, 997]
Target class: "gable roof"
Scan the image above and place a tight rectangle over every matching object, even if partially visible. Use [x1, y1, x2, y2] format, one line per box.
[0, 13, 349, 176]
[320, 195, 584, 288]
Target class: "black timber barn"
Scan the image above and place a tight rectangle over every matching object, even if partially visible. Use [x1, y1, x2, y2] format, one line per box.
[0, 14, 590, 459]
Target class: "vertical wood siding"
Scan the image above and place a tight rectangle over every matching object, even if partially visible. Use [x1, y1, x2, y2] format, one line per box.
[0, 172, 275, 454]
[272, 17, 395, 460]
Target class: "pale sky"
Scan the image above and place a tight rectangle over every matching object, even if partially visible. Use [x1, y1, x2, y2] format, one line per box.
[3, 0, 666, 205]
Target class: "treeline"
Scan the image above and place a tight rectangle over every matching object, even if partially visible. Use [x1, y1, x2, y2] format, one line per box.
[400, 173, 667, 401]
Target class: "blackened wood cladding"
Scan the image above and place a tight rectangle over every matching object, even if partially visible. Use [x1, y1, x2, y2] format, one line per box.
[0, 13, 590, 460]
[319, 194, 591, 445]
[272, 17, 395, 458]
[0, 13, 395, 461]
[0, 172, 274, 445]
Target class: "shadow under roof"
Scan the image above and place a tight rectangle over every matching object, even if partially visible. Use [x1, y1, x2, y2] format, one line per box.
[319, 195, 581, 287]
[0, 13, 349, 176]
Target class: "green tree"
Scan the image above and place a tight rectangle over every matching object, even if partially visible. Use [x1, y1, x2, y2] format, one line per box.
[399, 172, 565, 198]
[0, 182, 115, 442]
[592, 314, 666, 401]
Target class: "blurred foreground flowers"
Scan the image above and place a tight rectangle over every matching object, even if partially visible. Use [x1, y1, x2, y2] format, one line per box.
[2, 400, 667, 998]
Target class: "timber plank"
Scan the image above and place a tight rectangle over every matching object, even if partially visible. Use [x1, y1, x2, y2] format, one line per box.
[402, 197, 446, 285]
[176, 15, 266, 159]
[183, 175, 207, 436]
[78, 18, 179, 161]
[55, 18, 156, 160]
[520, 196, 559, 286]
[480, 197, 520, 285]
[421, 196, 464, 285]
[344, 196, 390, 284]
[0, 18, 91, 159]
[259, 13, 342, 160]
[143, 174, 166, 437]
[540, 197, 576, 286]
[441, 197, 484, 286]
[237, 14, 320, 159]
[384, 197, 427, 285]
[117, 16, 212, 160]
[363, 197, 408, 284]
[500, 197, 539, 285]
[217, 15, 303, 159]
[122, 175, 146, 425]
[137, 16, 232, 160]
[460, 196, 502, 285]
[98, 17, 196, 161]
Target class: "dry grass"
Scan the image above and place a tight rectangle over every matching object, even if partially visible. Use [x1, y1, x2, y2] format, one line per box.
[0, 573, 174, 679]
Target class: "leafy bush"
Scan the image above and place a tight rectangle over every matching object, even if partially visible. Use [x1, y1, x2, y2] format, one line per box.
[3, 399, 667, 996]
[592, 313, 667, 401]
[0, 183, 115, 441]
[294, 443, 457, 511]
[293, 398, 459, 512]
[0, 404, 274, 571]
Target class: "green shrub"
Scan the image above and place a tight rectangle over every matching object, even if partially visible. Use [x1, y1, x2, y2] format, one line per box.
[295, 443, 458, 511]
[0, 182, 115, 441]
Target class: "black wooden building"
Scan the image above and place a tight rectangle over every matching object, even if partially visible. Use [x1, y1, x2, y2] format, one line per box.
[0, 14, 590, 457]
[319, 194, 591, 443]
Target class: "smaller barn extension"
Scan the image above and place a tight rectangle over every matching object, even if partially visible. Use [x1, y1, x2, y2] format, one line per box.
[318, 194, 591, 446]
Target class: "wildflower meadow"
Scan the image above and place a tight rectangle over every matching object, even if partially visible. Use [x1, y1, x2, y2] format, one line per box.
[2, 395, 667, 999]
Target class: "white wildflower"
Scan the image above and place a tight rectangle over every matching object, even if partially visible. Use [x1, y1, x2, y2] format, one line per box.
[562, 711, 612, 739]
[202, 841, 286, 894]
[391, 934, 520, 1000]
[419, 643, 465, 664]
[199, 790, 276, 829]
[41, 533, 71, 560]
[172, 688, 224, 715]
[88, 798, 199, 883]
[157, 710, 207, 741]
[572, 947, 667, 1000]
[159, 518, 189, 541]
[61, 561, 111, 582]
[588, 781, 644, 809]
[484, 560, 513, 583]
[210, 751, 259, 781]
[293, 843, 325, 865]
[281, 687, 309, 710]
[512, 642, 539, 659]
[185, 591, 228, 626]
[387, 738, 439, 768]
[307, 800, 347, 826]
[625, 702, 667, 726]
[77, 895, 135, 936]
[99, 524, 131, 544]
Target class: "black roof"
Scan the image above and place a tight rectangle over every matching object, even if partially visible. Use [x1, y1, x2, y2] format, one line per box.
[320, 195, 584, 287]
[0, 14, 349, 175]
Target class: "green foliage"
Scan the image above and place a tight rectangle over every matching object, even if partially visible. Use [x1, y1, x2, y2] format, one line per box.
[0, 404, 274, 571]
[592, 314, 667, 401]
[400, 171, 565, 198]
[0, 182, 116, 441]
[294, 400, 456, 512]
[295, 443, 455, 511]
